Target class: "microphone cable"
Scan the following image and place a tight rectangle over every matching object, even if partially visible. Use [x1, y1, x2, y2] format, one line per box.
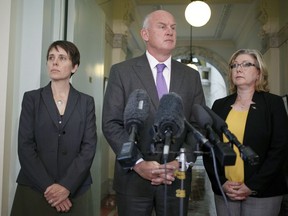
[184, 119, 232, 216]
[163, 153, 168, 216]
[162, 129, 171, 216]
[209, 143, 232, 216]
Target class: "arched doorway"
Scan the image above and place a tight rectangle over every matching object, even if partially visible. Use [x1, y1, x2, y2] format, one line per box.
[173, 46, 228, 107]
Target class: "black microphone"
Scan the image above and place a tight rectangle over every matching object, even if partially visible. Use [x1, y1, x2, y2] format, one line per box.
[117, 89, 150, 169]
[202, 105, 259, 165]
[192, 104, 236, 166]
[123, 89, 150, 138]
[154, 92, 185, 161]
[184, 119, 213, 149]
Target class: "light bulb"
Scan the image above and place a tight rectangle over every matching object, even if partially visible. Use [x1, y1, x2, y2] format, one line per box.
[185, 1, 211, 27]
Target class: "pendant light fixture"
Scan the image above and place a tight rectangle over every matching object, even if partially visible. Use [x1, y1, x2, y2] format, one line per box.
[185, 0, 211, 27]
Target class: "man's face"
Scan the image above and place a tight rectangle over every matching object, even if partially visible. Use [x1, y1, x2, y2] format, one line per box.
[141, 11, 177, 55]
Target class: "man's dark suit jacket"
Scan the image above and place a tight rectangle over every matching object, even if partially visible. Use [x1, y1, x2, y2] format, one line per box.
[102, 54, 205, 196]
[16, 83, 97, 197]
[204, 91, 288, 197]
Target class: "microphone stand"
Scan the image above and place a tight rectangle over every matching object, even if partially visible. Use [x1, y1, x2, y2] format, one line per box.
[163, 130, 171, 162]
[175, 148, 187, 216]
[163, 129, 172, 216]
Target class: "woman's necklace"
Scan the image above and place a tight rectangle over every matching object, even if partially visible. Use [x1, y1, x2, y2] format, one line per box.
[51, 83, 69, 115]
[56, 99, 64, 106]
[55, 98, 66, 115]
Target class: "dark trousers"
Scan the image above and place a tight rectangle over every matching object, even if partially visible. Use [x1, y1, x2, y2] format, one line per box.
[116, 183, 190, 216]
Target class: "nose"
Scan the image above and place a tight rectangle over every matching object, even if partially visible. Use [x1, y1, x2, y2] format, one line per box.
[52, 58, 59, 65]
[166, 27, 174, 35]
[235, 64, 243, 72]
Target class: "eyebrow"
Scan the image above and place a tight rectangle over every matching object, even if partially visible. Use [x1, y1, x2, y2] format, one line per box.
[157, 22, 176, 27]
[48, 53, 68, 57]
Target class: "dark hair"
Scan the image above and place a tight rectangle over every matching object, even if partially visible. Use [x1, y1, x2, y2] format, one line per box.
[46, 40, 80, 67]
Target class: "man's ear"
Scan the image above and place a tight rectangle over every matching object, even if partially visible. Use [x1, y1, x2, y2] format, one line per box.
[141, 29, 149, 42]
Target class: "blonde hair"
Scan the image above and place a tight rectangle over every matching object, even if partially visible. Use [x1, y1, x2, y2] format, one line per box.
[228, 49, 270, 93]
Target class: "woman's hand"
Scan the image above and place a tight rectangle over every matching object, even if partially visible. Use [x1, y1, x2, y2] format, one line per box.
[55, 198, 72, 212]
[44, 184, 70, 207]
[222, 181, 252, 200]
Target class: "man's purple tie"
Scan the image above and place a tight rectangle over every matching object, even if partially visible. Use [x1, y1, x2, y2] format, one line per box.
[156, 63, 168, 99]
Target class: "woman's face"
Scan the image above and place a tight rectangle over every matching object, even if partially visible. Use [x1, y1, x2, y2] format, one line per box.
[230, 54, 260, 90]
[47, 46, 78, 81]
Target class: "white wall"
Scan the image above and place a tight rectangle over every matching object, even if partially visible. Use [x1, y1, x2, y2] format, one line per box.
[0, 0, 11, 213]
[1, 0, 45, 215]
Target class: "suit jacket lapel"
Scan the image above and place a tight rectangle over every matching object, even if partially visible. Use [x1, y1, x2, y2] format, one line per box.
[169, 60, 183, 93]
[134, 54, 160, 110]
[41, 83, 60, 129]
[41, 83, 79, 130]
[62, 85, 79, 128]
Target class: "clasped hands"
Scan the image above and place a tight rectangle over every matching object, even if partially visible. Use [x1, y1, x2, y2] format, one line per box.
[222, 181, 252, 201]
[44, 184, 71, 212]
[133, 160, 179, 185]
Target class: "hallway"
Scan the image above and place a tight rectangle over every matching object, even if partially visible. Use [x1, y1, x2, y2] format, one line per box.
[101, 157, 217, 216]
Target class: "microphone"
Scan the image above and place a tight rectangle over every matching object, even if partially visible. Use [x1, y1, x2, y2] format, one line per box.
[123, 89, 150, 138]
[184, 119, 213, 149]
[192, 104, 236, 166]
[154, 92, 185, 161]
[117, 89, 150, 169]
[202, 105, 259, 165]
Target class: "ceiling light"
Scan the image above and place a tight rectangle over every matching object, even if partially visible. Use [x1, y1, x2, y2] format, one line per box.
[185, 1, 211, 27]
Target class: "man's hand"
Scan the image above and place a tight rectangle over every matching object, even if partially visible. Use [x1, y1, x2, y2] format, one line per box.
[151, 160, 179, 185]
[133, 160, 179, 185]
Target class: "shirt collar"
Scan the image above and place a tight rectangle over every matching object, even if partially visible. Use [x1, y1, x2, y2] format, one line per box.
[146, 51, 171, 70]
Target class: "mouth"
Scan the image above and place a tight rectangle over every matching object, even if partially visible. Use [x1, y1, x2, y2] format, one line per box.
[165, 39, 174, 42]
[51, 69, 60, 73]
[235, 76, 244, 79]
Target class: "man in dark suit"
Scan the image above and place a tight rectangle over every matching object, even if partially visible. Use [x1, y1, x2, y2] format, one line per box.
[102, 10, 205, 216]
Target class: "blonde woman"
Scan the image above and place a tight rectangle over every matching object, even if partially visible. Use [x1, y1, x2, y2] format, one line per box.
[204, 49, 288, 216]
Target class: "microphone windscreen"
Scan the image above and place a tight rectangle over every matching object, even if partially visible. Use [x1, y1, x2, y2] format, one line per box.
[191, 104, 213, 129]
[202, 105, 227, 132]
[124, 89, 150, 131]
[154, 92, 185, 138]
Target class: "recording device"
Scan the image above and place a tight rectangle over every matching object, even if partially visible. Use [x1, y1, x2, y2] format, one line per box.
[192, 104, 236, 166]
[154, 92, 185, 161]
[117, 89, 150, 169]
[202, 105, 259, 165]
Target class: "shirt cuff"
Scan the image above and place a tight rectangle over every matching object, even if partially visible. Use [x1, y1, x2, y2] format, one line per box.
[131, 158, 144, 170]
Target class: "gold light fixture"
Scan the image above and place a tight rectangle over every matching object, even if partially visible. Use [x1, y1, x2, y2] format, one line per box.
[185, 0, 211, 27]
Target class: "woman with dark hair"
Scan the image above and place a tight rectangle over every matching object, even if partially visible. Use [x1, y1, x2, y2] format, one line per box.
[11, 40, 97, 216]
[204, 49, 288, 216]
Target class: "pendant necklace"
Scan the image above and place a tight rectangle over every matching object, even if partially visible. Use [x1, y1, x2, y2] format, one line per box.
[56, 99, 64, 106]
